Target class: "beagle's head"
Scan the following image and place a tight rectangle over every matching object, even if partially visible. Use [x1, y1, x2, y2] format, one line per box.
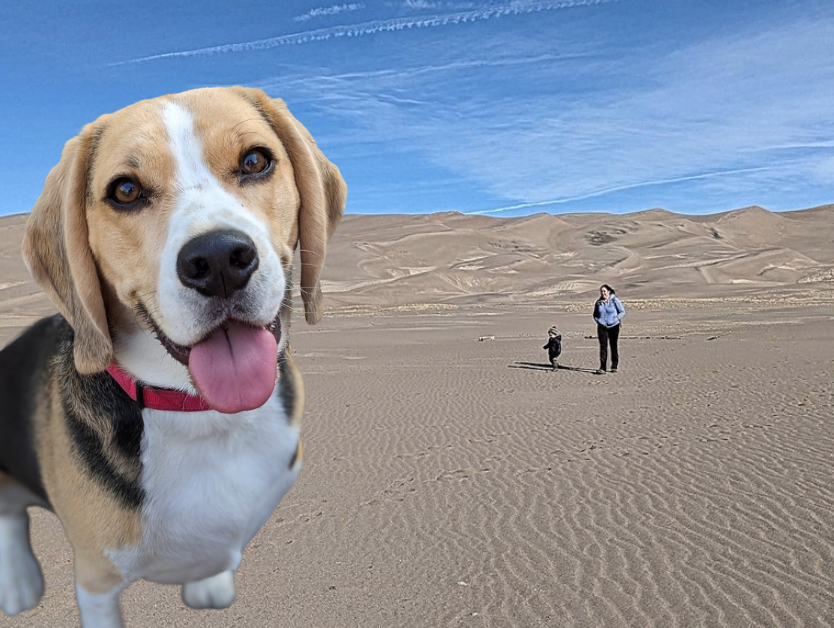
[22, 87, 346, 414]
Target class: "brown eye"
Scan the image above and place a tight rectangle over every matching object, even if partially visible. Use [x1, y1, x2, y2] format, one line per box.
[112, 178, 140, 204]
[241, 150, 269, 174]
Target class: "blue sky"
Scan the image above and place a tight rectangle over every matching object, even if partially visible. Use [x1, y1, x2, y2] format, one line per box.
[2, 0, 834, 217]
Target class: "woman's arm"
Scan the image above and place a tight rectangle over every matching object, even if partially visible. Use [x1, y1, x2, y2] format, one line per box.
[614, 297, 625, 321]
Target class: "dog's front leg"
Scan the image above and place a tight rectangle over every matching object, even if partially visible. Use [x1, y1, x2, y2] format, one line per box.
[0, 474, 45, 616]
[74, 555, 128, 628]
[76, 581, 126, 628]
[182, 570, 236, 609]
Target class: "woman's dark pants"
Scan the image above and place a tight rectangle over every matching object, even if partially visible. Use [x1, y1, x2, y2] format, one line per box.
[597, 323, 620, 371]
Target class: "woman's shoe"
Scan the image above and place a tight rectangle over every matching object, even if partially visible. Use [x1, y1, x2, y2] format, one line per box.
[595, 368, 605, 375]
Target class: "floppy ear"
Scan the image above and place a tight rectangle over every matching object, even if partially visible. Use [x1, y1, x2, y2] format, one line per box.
[21, 126, 113, 373]
[239, 88, 347, 324]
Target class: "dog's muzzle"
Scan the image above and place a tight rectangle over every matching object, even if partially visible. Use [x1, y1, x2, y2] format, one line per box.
[144, 228, 283, 414]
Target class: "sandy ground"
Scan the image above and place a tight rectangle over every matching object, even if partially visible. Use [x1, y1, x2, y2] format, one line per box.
[0, 207, 833, 626]
[0, 303, 832, 627]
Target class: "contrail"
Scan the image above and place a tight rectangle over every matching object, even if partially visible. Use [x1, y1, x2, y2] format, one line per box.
[467, 166, 775, 215]
[110, 0, 617, 66]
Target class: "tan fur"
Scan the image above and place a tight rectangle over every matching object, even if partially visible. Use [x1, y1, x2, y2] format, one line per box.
[290, 440, 303, 470]
[27, 370, 140, 589]
[15, 87, 345, 596]
[236, 88, 347, 324]
[24, 87, 346, 374]
[282, 347, 305, 429]
[21, 132, 113, 374]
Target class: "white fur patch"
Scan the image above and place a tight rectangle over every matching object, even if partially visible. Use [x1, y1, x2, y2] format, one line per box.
[0, 517, 44, 616]
[76, 583, 126, 628]
[182, 570, 236, 609]
[154, 102, 286, 348]
[112, 325, 196, 392]
[0, 482, 45, 616]
[106, 387, 300, 585]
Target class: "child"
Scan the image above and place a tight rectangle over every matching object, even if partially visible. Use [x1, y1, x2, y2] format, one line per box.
[543, 325, 562, 371]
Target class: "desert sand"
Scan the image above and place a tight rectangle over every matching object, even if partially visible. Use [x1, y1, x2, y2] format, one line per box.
[0, 206, 833, 627]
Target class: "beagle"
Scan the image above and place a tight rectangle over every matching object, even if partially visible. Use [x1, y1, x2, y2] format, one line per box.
[0, 87, 345, 627]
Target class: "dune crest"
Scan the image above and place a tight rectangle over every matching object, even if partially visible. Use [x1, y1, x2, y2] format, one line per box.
[315, 205, 834, 311]
[0, 205, 832, 325]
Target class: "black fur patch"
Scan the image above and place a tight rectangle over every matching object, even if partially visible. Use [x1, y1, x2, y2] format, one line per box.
[277, 355, 296, 420]
[289, 440, 301, 469]
[0, 316, 63, 505]
[54, 320, 145, 510]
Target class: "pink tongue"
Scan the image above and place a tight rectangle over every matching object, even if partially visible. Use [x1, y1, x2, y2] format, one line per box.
[188, 321, 278, 414]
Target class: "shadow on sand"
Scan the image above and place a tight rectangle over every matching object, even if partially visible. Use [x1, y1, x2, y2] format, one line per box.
[509, 361, 601, 374]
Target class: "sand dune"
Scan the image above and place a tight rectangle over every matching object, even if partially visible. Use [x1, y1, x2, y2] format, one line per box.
[317, 204, 834, 312]
[0, 205, 833, 627]
[0, 205, 831, 326]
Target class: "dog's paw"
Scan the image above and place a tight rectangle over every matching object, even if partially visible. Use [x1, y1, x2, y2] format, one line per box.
[182, 570, 236, 610]
[0, 518, 44, 616]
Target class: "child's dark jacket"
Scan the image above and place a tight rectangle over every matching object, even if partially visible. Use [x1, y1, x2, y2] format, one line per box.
[543, 335, 562, 360]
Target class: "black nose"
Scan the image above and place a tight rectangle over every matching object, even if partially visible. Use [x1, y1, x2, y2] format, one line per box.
[177, 229, 259, 298]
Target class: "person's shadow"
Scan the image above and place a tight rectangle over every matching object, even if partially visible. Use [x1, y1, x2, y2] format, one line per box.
[509, 361, 601, 374]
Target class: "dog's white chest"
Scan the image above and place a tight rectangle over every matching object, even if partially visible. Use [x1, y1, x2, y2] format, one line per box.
[107, 391, 300, 585]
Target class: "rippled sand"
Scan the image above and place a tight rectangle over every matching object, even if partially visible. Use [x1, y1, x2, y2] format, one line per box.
[1, 206, 833, 626]
[3, 302, 833, 627]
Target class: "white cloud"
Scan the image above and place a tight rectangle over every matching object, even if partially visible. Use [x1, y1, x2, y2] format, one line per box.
[283, 11, 834, 213]
[401, 1, 478, 9]
[131, 2, 834, 214]
[295, 3, 365, 22]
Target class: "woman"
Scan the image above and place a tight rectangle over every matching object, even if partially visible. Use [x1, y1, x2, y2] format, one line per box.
[593, 284, 625, 374]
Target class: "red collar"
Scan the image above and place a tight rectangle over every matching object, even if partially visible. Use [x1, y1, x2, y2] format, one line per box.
[106, 362, 211, 412]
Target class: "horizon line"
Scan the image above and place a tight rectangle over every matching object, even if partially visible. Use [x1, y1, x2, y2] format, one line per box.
[3, 203, 830, 222]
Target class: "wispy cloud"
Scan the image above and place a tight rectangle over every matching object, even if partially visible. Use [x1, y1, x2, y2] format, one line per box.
[466, 167, 776, 215]
[401, 1, 477, 8]
[256, 51, 588, 93]
[110, 0, 617, 65]
[295, 3, 365, 22]
[253, 10, 834, 213]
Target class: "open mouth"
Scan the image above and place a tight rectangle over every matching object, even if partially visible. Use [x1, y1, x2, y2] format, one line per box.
[137, 304, 282, 414]
[138, 304, 281, 366]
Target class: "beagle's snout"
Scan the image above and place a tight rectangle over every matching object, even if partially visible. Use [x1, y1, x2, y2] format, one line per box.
[177, 229, 259, 298]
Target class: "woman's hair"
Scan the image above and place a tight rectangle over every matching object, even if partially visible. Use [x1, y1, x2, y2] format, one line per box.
[600, 284, 615, 295]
